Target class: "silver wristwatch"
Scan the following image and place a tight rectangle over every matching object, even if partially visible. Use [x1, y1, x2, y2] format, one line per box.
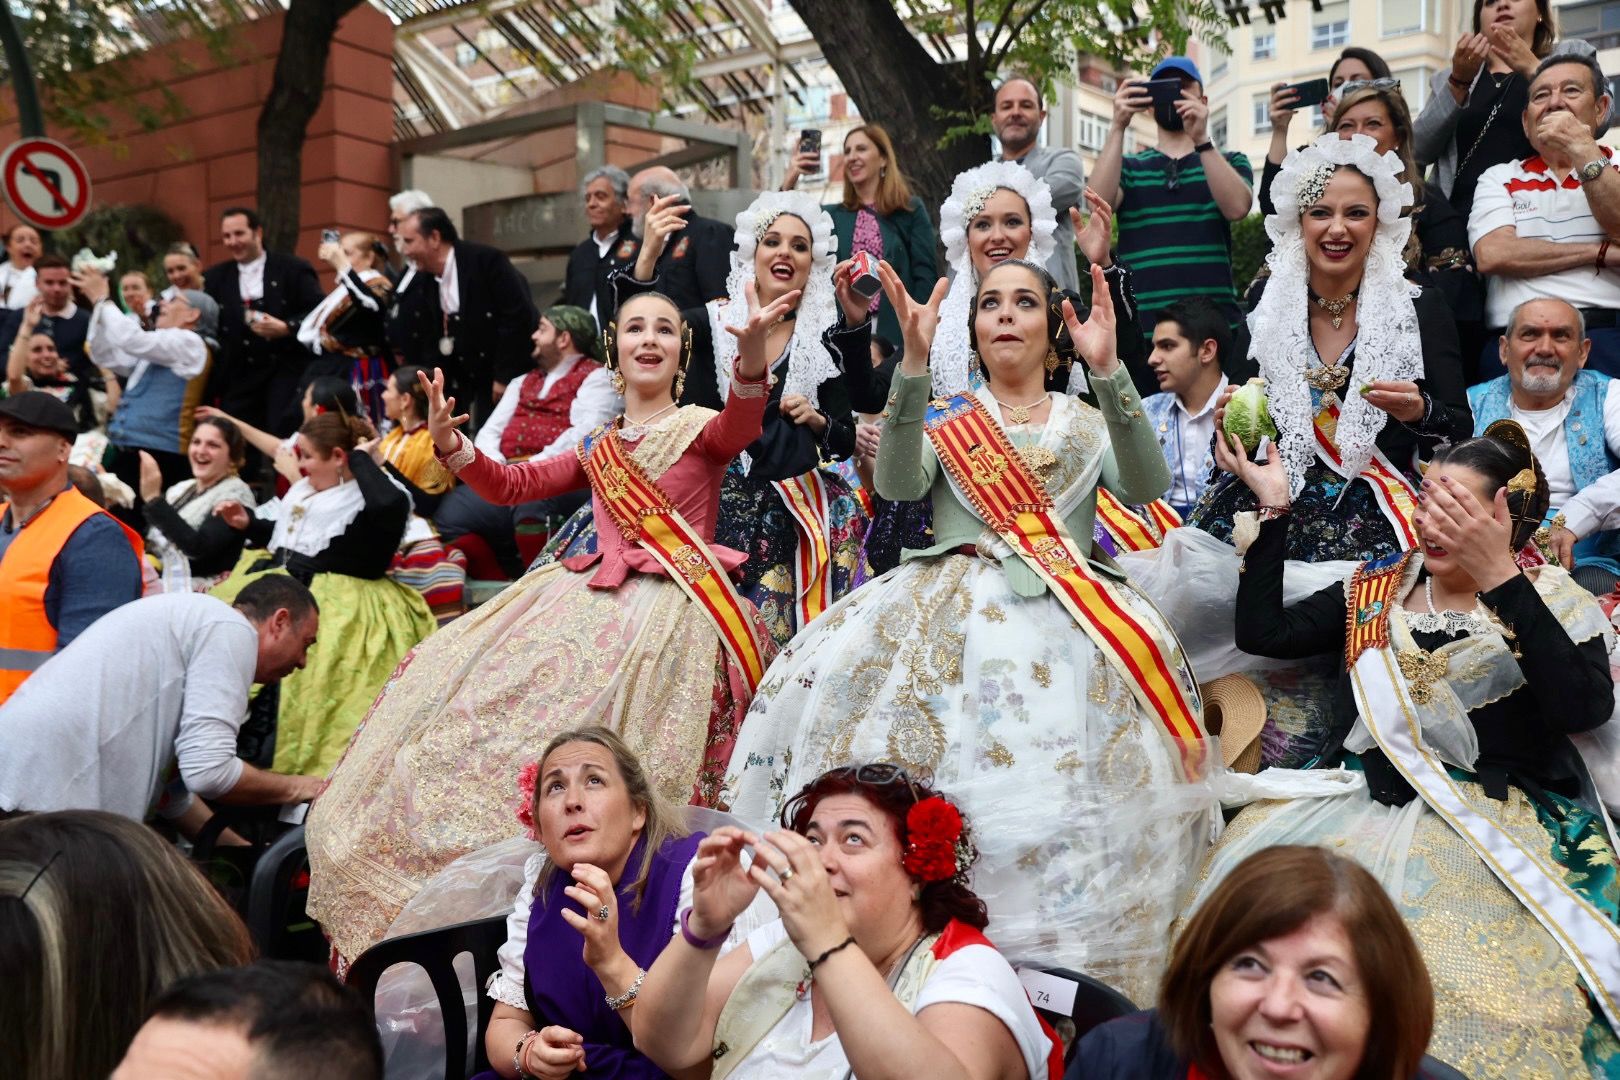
[1580, 158, 1608, 183]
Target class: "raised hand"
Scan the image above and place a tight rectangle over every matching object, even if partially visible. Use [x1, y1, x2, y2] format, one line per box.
[723, 280, 800, 381]
[418, 366, 470, 455]
[1417, 475, 1519, 589]
[1268, 81, 1300, 133]
[560, 862, 629, 974]
[745, 830, 851, 961]
[879, 262, 947, 376]
[1487, 22, 1538, 78]
[633, 194, 692, 280]
[687, 827, 763, 941]
[18, 295, 42, 335]
[137, 450, 164, 504]
[832, 259, 871, 326]
[70, 267, 109, 306]
[215, 500, 251, 531]
[1072, 188, 1115, 270]
[1451, 32, 1490, 87]
[1061, 263, 1119, 376]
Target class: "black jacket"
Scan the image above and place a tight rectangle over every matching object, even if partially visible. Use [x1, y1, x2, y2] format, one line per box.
[563, 218, 639, 330]
[385, 263, 443, 370]
[442, 240, 539, 390]
[649, 211, 732, 313]
[202, 252, 325, 387]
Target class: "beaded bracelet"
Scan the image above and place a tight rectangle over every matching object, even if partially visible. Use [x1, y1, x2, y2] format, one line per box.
[606, 967, 647, 1011]
[514, 1029, 540, 1079]
[807, 935, 857, 973]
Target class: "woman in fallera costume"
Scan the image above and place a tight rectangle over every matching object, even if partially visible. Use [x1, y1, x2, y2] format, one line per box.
[305, 286, 788, 965]
[724, 256, 1217, 1002]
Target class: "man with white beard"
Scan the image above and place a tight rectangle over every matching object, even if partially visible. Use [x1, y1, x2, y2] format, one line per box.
[1467, 297, 1620, 594]
[384, 188, 440, 369]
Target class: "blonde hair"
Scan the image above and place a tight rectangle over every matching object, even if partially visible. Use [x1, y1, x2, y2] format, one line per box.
[531, 726, 688, 912]
[840, 124, 916, 216]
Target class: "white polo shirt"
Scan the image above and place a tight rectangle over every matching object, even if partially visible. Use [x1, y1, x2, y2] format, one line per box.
[1469, 149, 1620, 327]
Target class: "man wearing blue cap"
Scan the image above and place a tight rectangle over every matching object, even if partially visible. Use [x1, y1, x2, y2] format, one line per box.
[1090, 55, 1254, 381]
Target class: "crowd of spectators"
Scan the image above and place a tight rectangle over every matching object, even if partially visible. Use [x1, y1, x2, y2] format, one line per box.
[11, 17, 1620, 1079]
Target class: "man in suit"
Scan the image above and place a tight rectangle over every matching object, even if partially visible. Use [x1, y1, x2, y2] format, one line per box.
[626, 166, 731, 312]
[563, 165, 638, 332]
[202, 207, 325, 437]
[384, 188, 441, 369]
[397, 206, 538, 429]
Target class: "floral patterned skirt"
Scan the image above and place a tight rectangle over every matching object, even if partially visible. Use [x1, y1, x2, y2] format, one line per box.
[1187, 771, 1620, 1078]
[723, 552, 1217, 1002]
[305, 561, 766, 963]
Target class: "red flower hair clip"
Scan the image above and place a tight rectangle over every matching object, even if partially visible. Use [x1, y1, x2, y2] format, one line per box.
[902, 796, 973, 884]
[515, 761, 539, 839]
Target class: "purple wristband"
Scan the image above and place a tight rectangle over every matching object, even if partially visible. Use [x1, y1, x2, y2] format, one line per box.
[680, 906, 730, 950]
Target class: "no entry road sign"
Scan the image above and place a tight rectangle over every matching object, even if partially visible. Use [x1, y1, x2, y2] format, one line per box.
[0, 138, 91, 230]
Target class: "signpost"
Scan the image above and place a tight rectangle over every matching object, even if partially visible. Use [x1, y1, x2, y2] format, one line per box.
[0, 137, 90, 230]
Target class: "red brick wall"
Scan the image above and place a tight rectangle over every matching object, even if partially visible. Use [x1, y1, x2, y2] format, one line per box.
[0, 6, 393, 278]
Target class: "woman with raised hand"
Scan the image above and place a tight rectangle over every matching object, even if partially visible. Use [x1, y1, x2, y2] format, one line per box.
[1191, 418, 1620, 1075]
[306, 285, 785, 966]
[634, 764, 1063, 1080]
[723, 256, 1216, 1002]
[546, 189, 874, 646]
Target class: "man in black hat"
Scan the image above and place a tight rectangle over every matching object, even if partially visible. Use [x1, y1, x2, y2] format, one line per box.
[0, 391, 144, 703]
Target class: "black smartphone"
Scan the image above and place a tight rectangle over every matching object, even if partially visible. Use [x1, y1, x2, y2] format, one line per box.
[1143, 77, 1184, 106]
[798, 128, 822, 156]
[1282, 77, 1330, 109]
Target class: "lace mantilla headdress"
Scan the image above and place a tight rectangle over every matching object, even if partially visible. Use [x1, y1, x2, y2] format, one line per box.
[709, 190, 840, 407]
[1251, 132, 1419, 498]
[931, 161, 1057, 395]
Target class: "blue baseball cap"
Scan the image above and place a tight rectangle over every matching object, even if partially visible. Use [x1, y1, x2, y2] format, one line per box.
[1151, 56, 1204, 85]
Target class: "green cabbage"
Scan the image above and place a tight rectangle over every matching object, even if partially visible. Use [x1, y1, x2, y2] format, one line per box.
[1222, 377, 1277, 454]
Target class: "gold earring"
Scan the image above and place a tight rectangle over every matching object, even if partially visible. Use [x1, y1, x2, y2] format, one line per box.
[674, 369, 686, 400]
[611, 370, 626, 396]
[1044, 347, 1060, 375]
[970, 346, 984, 383]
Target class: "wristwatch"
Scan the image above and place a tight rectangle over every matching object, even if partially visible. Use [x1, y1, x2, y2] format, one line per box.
[1194, 140, 1215, 154]
[1580, 158, 1609, 183]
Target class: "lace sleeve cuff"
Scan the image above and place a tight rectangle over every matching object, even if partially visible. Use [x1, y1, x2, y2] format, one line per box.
[485, 970, 529, 1009]
[729, 360, 771, 399]
[443, 430, 477, 473]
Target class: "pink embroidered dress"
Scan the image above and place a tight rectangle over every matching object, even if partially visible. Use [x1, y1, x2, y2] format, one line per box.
[307, 362, 772, 964]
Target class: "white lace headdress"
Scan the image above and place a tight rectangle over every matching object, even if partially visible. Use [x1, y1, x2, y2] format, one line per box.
[1252, 132, 1419, 498]
[708, 191, 841, 406]
[930, 161, 1057, 395]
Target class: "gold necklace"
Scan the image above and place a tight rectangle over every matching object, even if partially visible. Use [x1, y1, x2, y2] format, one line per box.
[1303, 364, 1350, 391]
[1311, 287, 1357, 330]
[990, 392, 1048, 426]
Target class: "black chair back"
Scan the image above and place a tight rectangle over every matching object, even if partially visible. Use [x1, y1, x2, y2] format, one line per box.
[1421, 1056, 1470, 1079]
[348, 914, 509, 1080]
[1022, 965, 1137, 1065]
[244, 824, 324, 961]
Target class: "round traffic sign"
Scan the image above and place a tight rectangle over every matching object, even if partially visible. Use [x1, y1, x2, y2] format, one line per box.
[0, 138, 91, 230]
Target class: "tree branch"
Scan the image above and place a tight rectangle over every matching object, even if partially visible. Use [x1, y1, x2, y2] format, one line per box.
[986, 0, 1054, 70]
[981, 0, 1021, 65]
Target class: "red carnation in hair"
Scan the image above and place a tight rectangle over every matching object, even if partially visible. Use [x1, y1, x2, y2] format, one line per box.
[515, 761, 540, 838]
[902, 797, 964, 883]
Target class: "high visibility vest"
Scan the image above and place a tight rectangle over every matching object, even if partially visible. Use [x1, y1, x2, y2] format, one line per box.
[0, 487, 144, 703]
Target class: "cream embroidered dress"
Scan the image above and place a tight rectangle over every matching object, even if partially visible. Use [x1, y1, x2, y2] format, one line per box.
[724, 367, 1218, 1002]
[308, 377, 771, 965]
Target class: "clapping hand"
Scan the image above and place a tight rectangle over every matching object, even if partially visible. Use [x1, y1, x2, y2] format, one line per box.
[418, 367, 470, 455]
[1488, 22, 1539, 78]
[1071, 188, 1114, 270]
[137, 451, 164, 504]
[1060, 264, 1119, 377]
[215, 500, 251, 531]
[879, 263, 947, 376]
[723, 280, 800, 382]
[1452, 32, 1490, 86]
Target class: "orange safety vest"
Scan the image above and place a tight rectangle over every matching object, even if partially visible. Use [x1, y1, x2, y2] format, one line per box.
[0, 487, 145, 703]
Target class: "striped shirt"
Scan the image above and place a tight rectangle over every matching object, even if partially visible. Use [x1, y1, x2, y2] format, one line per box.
[1115, 148, 1253, 331]
[1467, 149, 1620, 327]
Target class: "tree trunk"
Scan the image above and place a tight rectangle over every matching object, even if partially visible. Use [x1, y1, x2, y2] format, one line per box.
[786, 0, 990, 213]
[255, 0, 363, 253]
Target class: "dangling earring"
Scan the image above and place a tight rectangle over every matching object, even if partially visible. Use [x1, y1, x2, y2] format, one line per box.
[969, 345, 984, 384]
[674, 325, 692, 401]
[611, 370, 626, 396]
[674, 369, 686, 401]
[1044, 347, 1060, 375]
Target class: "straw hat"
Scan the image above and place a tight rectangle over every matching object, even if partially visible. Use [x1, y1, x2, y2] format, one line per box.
[1202, 673, 1267, 773]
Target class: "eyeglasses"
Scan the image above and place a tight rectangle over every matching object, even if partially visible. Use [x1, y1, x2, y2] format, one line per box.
[827, 762, 932, 796]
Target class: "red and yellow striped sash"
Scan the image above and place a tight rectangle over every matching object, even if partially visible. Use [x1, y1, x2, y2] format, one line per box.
[579, 428, 767, 691]
[772, 470, 834, 626]
[924, 395, 1205, 762]
[1343, 548, 1414, 667]
[1095, 489, 1181, 553]
[1312, 399, 1419, 549]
